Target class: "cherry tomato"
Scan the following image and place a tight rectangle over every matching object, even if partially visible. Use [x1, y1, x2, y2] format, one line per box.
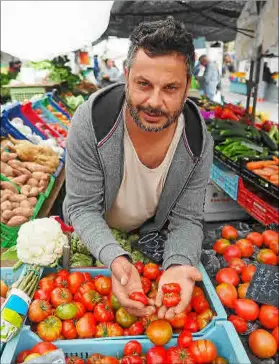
[141, 277, 152, 295]
[34, 289, 51, 301]
[134, 262, 145, 275]
[129, 292, 148, 305]
[189, 339, 217, 363]
[235, 299, 259, 321]
[241, 264, 256, 283]
[163, 292, 181, 308]
[178, 330, 193, 348]
[259, 305, 279, 329]
[62, 319, 78, 339]
[191, 296, 210, 314]
[124, 340, 142, 356]
[146, 320, 173, 346]
[227, 258, 246, 274]
[162, 283, 181, 294]
[235, 239, 254, 258]
[257, 249, 277, 265]
[249, 329, 277, 359]
[238, 283, 249, 299]
[143, 263, 160, 280]
[146, 346, 167, 364]
[50, 288, 73, 308]
[224, 246, 241, 262]
[228, 315, 248, 333]
[95, 276, 112, 296]
[262, 230, 278, 248]
[246, 232, 263, 248]
[216, 283, 237, 309]
[213, 239, 231, 255]
[128, 321, 145, 335]
[215, 268, 240, 286]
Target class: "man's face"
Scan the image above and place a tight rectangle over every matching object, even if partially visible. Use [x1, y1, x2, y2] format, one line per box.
[199, 56, 208, 67]
[125, 49, 190, 132]
[106, 59, 113, 68]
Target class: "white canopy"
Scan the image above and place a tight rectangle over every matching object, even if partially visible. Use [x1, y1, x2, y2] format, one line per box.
[1, 1, 113, 61]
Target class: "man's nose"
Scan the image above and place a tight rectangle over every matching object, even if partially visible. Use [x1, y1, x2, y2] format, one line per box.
[148, 89, 163, 109]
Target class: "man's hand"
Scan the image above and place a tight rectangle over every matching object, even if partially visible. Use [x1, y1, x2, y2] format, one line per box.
[111, 256, 155, 317]
[156, 265, 202, 320]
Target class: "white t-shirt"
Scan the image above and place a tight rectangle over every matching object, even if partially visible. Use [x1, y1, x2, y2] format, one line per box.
[105, 113, 185, 232]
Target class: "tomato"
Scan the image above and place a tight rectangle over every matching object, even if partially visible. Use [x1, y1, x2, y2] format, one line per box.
[189, 340, 217, 363]
[116, 307, 137, 328]
[77, 281, 96, 297]
[65, 357, 85, 364]
[68, 272, 85, 294]
[81, 290, 102, 311]
[129, 292, 149, 305]
[124, 340, 142, 356]
[235, 239, 254, 258]
[99, 357, 119, 364]
[228, 258, 246, 274]
[178, 330, 193, 348]
[259, 305, 279, 329]
[257, 249, 277, 265]
[140, 313, 158, 330]
[76, 312, 96, 338]
[249, 329, 277, 359]
[45, 273, 57, 281]
[73, 301, 86, 319]
[215, 268, 240, 286]
[196, 309, 214, 330]
[191, 286, 204, 298]
[50, 288, 73, 308]
[216, 283, 237, 309]
[122, 356, 144, 364]
[235, 299, 259, 321]
[39, 277, 56, 292]
[16, 350, 31, 363]
[270, 240, 279, 255]
[221, 225, 238, 240]
[166, 347, 195, 364]
[57, 269, 70, 279]
[87, 354, 104, 364]
[55, 303, 78, 320]
[163, 292, 181, 308]
[55, 275, 69, 288]
[162, 283, 181, 294]
[213, 239, 231, 255]
[228, 315, 248, 333]
[146, 320, 172, 345]
[212, 357, 228, 364]
[82, 272, 92, 282]
[28, 299, 52, 323]
[238, 283, 249, 298]
[146, 346, 167, 364]
[169, 311, 188, 329]
[109, 293, 121, 311]
[123, 329, 130, 336]
[224, 245, 241, 261]
[95, 276, 112, 296]
[241, 264, 256, 283]
[246, 232, 263, 248]
[34, 289, 51, 301]
[134, 262, 145, 275]
[95, 322, 124, 337]
[141, 277, 152, 295]
[191, 296, 209, 314]
[94, 303, 114, 322]
[62, 319, 78, 339]
[37, 315, 62, 342]
[272, 327, 279, 348]
[24, 353, 40, 362]
[143, 263, 160, 280]
[262, 230, 278, 248]
[188, 312, 197, 320]
[184, 317, 199, 333]
[129, 321, 145, 335]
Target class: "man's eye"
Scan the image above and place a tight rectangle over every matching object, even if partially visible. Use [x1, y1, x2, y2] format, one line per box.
[166, 85, 177, 90]
[138, 81, 149, 87]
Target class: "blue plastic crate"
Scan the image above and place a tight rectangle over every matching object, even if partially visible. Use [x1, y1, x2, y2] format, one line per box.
[2, 321, 250, 364]
[32, 99, 68, 131]
[210, 162, 239, 201]
[0, 114, 29, 141]
[46, 93, 71, 120]
[229, 81, 247, 95]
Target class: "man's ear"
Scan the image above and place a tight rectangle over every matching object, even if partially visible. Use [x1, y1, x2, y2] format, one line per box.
[124, 67, 129, 82]
[185, 76, 192, 100]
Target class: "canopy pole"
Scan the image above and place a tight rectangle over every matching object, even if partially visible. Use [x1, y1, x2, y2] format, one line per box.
[251, 46, 263, 124]
[245, 60, 255, 114]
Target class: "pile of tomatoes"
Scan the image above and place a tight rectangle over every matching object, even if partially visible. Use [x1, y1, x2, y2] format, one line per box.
[27, 263, 214, 343]
[213, 225, 279, 360]
[16, 334, 226, 364]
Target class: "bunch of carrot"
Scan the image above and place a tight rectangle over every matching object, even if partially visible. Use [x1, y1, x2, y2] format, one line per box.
[246, 156, 279, 186]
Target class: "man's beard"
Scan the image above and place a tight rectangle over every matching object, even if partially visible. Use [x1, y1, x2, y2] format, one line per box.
[125, 87, 186, 133]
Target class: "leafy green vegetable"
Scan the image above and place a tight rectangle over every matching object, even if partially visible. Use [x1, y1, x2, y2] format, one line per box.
[70, 253, 93, 267]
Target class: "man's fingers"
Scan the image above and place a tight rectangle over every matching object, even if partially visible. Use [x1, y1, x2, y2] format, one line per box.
[148, 298, 155, 306]
[112, 260, 132, 286]
[155, 290, 163, 308]
[187, 267, 203, 282]
[174, 282, 194, 315]
[165, 307, 176, 320]
[126, 305, 156, 317]
[157, 305, 167, 319]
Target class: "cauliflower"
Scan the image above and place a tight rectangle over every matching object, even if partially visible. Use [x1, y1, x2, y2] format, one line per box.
[17, 218, 68, 266]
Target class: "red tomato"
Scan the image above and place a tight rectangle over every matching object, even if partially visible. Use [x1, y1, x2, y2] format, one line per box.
[162, 283, 181, 294]
[270, 240, 279, 255]
[259, 305, 279, 329]
[95, 322, 124, 338]
[94, 303, 114, 322]
[44, 273, 57, 281]
[169, 311, 188, 329]
[31, 342, 57, 355]
[235, 239, 254, 258]
[82, 272, 92, 282]
[34, 289, 51, 301]
[163, 292, 181, 308]
[57, 269, 70, 279]
[224, 246, 242, 262]
[216, 283, 237, 309]
[123, 329, 130, 336]
[141, 277, 152, 295]
[74, 301, 86, 319]
[235, 299, 260, 321]
[81, 290, 102, 311]
[55, 275, 69, 288]
[192, 286, 204, 298]
[16, 350, 31, 363]
[228, 258, 246, 274]
[95, 276, 112, 296]
[134, 262, 145, 275]
[191, 296, 210, 314]
[140, 313, 158, 330]
[221, 226, 238, 240]
[66, 357, 85, 364]
[238, 283, 249, 299]
[189, 339, 217, 363]
[143, 263, 160, 280]
[129, 321, 145, 335]
[28, 299, 52, 323]
[76, 312, 96, 338]
[166, 346, 195, 364]
[77, 281, 96, 296]
[262, 230, 278, 248]
[87, 354, 104, 364]
[241, 264, 256, 283]
[146, 346, 167, 364]
[124, 340, 142, 356]
[228, 315, 248, 333]
[62, 319, 78, 339]
[272, 327, 279, 348]
[257, 249, 277, 265]
[129, 292, 148, 305]
[178, 330, 193, 348]
[213, 239, 231, 255]
[37, 315, 62, 342]
[196, 309, 214, 331]
[68, 272, 85, 294]
[188, 312, 198, 320]
[184, 317, 199, 333]
[246, 232, 263, 248]
[99, 357, 119, 364]
[39, 277, 56, 292]
[216, 268, 240, 286]
[146, 320, 173, 346]
[51, 288, 73, 308]
[249, 329, 277, 359]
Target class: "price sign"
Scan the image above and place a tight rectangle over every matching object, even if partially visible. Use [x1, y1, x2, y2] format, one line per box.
[26, 349, 66, 364]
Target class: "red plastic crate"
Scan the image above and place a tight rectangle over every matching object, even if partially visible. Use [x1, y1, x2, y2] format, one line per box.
[238, 177, 279, 225]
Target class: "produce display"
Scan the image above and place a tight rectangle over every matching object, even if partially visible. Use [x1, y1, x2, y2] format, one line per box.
[246, 157, 279, 186]
[34, 108, 68, 139]
[45, 104, 70, 127]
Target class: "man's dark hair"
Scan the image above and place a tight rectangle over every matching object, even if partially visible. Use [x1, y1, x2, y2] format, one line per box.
[127, 16, 195, 79]
[199, 54, 207, 61]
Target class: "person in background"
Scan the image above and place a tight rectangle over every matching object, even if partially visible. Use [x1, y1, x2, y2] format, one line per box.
[8, 60, 21, 78]
[222, 54, 235, 75]
[258, 62, 273, 102]
[99, 58, 120, 88]
[199, 55, 220, 101]
[93, 55, 100, 81]
[117, 60, 127, 83]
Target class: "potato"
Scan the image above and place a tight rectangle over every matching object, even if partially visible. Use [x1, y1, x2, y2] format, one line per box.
[13, 207, 33, 218]
[8, 194, 25, 203]
[28, 187, 39, 197]
[1, 152, 17, 163]
[20, 200, 31, 209]
[0, 190, 13, 202]
[13, 167, 32, 178]
[6, 216, 28, 227]
[7, 160, 24, 169]
[0, 161, 14, 177]
[0, 181, 18, 194]
[27, 178, 38, 187]
[21, 185, 31, 196]
[2, 210, 14, 220]
[12, 175, 29, 186]
[1, 216, 8, 224]
[27, 197, 37, 207]
[11, 202, 20, 209]
[1, 201, 12, 211]
[23, 162, 47, 173]
[31, 172, 45, 181]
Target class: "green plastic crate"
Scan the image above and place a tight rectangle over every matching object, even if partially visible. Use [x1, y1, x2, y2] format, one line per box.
[43, 175, 55, 198]
[9, 87, 46, 102]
